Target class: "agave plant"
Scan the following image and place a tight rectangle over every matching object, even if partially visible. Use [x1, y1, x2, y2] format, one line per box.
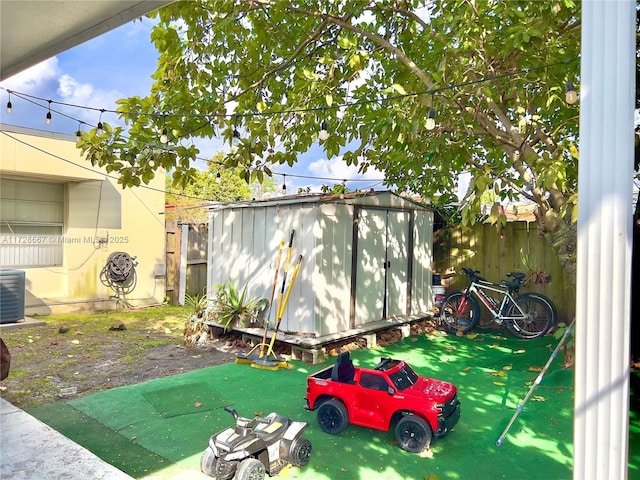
[184, 289, 208, 318]
[213, 280, 268, 332]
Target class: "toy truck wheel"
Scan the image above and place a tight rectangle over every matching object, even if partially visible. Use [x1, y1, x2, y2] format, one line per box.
[200, 447, 219, 478]
[289, 437, 312, 467]
[235, 458, 265, 480]
[317, 399, 349, 435]
[395, 415, 433, 453]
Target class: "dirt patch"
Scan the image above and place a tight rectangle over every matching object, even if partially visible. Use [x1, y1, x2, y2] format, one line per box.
[0, 306, 247, 409]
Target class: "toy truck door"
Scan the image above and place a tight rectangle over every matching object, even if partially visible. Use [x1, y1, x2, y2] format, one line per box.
[352, 372, 392, 429]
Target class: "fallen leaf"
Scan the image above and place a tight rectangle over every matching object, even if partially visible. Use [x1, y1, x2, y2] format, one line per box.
[531, 395, 547, 402]
[426, 474, 440, 479]
[411, 337, 418, 342]
[445, 345, 456, 351]
[420, 449, 434, 458]
[466, 333, 478, 339]
[194, 402, 202, 408]
[164, 328, 172, 334]
[494, 381, 506, 386]
[515, 349, 526, 354]
[503, 365, 513, 370]
[71, 339, 80, 345]
[528, 366, 543, 372]
[463, 367, 472, 373]
[491, 371, 507, 377]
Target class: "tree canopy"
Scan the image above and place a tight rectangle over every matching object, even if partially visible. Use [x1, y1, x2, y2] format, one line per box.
[77, 0, 581, 271]
[165, 152, 277, 222]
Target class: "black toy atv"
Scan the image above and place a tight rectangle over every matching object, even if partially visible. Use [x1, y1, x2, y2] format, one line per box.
[201, 406, 312, 480]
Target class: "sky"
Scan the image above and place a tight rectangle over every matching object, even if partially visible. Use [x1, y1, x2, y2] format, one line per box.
[0, 16, 386, 195]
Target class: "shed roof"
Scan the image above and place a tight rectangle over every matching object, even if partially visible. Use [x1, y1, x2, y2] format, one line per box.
[207, 190, 432, 212]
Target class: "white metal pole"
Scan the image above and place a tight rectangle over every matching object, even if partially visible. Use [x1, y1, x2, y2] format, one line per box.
[575, 1, 634, 479]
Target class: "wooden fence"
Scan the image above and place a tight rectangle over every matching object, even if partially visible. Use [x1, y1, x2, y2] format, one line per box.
[165, 221, 208, 304]
[433, 221, 575, 326]
[166, 219, 575, 324]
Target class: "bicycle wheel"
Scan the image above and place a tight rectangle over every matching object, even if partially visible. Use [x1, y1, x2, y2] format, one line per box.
[506, 293, 554, 339]
[525, 293, 558, 326]
[439, 292, 480, 335]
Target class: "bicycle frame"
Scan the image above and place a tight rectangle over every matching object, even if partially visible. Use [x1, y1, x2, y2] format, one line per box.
[462, 280, 527, 324]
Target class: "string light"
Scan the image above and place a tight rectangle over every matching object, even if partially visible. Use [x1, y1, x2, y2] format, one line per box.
[160, 128, 168, 144]
[216, 171, 221, 183]
[565, 81, 578, 104]
[75, 122, 82, 139]
[96, 109, 105, 136]
[45, 100, 52, 125]
[0, 57, 579, 138]
[319, 120, 329, 141]
[425, 108, 436, 131]
[6, 91, 12, 114]
[281, 174, 287, 195]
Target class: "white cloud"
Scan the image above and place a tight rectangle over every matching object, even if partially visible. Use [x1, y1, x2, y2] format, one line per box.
[0, 57, 60, 92]
[55, 74, 124, 126]
[308, 156, 384, 181]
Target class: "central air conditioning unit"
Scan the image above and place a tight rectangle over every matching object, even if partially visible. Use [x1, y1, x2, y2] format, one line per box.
[0, 270, 25, 324]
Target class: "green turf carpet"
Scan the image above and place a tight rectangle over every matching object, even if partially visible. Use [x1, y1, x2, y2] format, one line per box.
[142, 382, 226, 418]
[26, 331, 640, 480]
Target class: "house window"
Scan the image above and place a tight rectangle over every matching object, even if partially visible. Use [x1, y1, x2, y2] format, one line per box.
[0, 178, 64, 267]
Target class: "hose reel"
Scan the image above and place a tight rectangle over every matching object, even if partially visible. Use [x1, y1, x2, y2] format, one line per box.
[100, 251, 138, 305]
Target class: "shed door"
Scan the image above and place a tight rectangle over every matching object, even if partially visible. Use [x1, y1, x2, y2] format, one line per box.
[354, 208, 409, 325]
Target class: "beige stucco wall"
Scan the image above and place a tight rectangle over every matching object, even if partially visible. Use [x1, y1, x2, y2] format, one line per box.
[0, 125, 165, 314]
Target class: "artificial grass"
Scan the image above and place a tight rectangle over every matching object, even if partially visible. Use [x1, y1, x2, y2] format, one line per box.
[26, 331, 639, 480]
[142, 382, 227, 418]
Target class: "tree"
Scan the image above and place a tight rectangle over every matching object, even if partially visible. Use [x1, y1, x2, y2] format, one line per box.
[165, 152, 276, 222]
[77, 0, 581, 276]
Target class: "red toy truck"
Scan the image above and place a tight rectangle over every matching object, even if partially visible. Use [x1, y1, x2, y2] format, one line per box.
[304, 351, 460, 452]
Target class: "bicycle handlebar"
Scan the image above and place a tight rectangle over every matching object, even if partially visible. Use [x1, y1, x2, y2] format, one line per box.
[459, 267, 527, 288]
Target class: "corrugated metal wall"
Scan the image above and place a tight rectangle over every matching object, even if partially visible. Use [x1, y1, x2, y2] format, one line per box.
[207, 193, 434, 338]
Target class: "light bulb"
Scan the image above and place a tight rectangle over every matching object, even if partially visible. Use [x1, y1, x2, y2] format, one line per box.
[216, 172, 221, 184]
[96, 122, 104, 136]
[45, 100, 52, 125]
[6, 101, 12, 114]
[425, 108, 435, 130]
[148, 156, 155, 168]
[160, 128, 168, 144]
[282, 182, 287, 195]
[319, 120, 329, 141]
[76, 129, 82, 139]
[565, 81, 578, 105]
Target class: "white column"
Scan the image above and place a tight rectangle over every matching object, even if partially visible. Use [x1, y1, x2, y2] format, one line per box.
[574, 1, 634, 479]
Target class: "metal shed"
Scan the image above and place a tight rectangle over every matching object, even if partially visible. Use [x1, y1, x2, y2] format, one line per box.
[207, 190, 435, 338]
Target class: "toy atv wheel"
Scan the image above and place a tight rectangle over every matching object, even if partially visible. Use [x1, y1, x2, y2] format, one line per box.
[289, 437, 312, 466]
[200, 447, 219, 478]
[317, 399, 349, 435]
[395, 415, 433, 453]
[235, 458, 265, 480]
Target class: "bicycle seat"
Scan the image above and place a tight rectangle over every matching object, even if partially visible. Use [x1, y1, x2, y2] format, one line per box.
[507, 272, 526, 282]
[502, 272, 526, 291]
